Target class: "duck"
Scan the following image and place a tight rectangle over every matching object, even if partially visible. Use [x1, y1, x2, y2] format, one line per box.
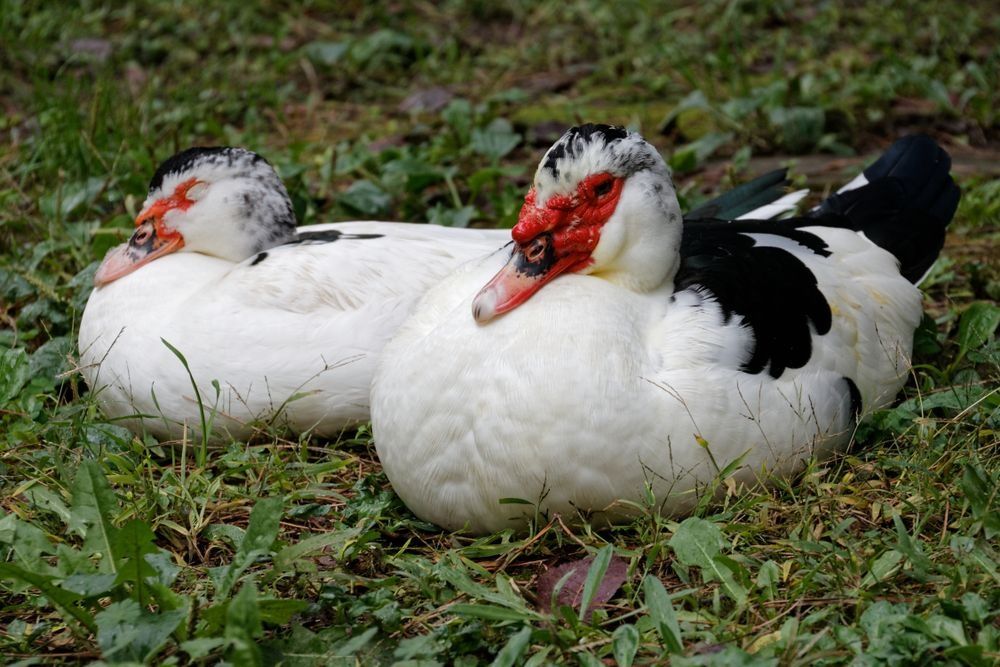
[370, 126, 960, 534]
[79, 145, 797, 441]
[78, 147, 510, 440]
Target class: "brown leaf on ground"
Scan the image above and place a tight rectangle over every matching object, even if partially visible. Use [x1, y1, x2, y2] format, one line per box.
[68, 38, 112, 62]
[398, 86, 453, 114]
[368, 134, 408, 153]
[535, 554, 628, 614]
[526, 121, 569, 147]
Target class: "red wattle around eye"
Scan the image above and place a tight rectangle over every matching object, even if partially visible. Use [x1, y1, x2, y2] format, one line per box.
[578, 172, 615, 201]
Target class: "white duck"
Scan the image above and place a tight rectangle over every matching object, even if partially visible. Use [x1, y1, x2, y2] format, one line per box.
[80, 145, 795, 441]
[79, 147, 509, 440]
[371, 127, 960, 534]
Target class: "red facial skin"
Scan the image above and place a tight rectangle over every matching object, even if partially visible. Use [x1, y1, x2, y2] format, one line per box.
[512, 172, 624, 251]
[136, 177, 198, 233]
[472, 172, 624, 322]
[93, 179, 198, 286]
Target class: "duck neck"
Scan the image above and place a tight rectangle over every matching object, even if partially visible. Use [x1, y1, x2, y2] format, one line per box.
[590, 172, 683, 293]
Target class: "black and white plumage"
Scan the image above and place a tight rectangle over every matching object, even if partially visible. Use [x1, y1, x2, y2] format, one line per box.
[371, 126, 959, 534]
[148, 147, 298, 259]
[80, 144, 799, 441]
[79, 147, 509, 440]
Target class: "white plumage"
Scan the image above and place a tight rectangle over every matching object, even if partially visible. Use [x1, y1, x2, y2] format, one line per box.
[371, 127, 958, 534]
[79, 221, 506, 440]
[78, 147, 509, 440]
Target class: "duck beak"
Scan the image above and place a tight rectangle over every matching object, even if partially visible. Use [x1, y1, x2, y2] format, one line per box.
[93, 215, 184, 286]
[472, 234, 589, 323]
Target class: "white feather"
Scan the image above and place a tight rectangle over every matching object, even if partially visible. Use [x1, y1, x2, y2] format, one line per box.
[738, 189, 809, 220]
[79, 221, 507, 440]
[837, 172, 869, 194]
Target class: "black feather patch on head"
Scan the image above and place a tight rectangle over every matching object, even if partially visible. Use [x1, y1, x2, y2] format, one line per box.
[542, 124, 629, 178]
[148, 146, 263, 194]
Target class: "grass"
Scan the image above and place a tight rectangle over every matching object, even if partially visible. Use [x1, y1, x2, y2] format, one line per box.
[1, 1, 999, 664]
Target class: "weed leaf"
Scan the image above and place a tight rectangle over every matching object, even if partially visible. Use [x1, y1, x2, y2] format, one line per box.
[24, 486, 73, 526]
[862, 549, 904, 588]
[61, 572, 118, 596]
[612, 623, 640, 667]
[181, 637, 229, 660]
[225, 581, 263, 666]
[0, 348, 30, 405]
[669, 132, 734, 173]
[113, 519, 160, 604]
[436, 554, 536, 613]
[491, 625, 532, 667]
[471, 119, 521, 163]
[335, 626, 379, 657]
[577, 653, 604, 667]
[70, 460, 121, 572]
[768, 106, 825, 152]
[302, 40, 349, 65]
[957, 302, 1000, 356]
[891, 514, 932, 581]
[756, 560, 781, 599]
[450, 603, 539, 622]
[427, 202, 477, 228]
[211, 497, 283, 599]
[0, 513, 56, 575]
[339, 180, 391, 217]
[95, 599, 186, 664]
[273, 525, 364, 573]
[241, 497, 284, 553]
[0, 563, 96, 633]
[578, 544, 614, 618]
[959, 463, 1000, 538]
[668, 517, 747, 604]
[642, 574, 683, 654]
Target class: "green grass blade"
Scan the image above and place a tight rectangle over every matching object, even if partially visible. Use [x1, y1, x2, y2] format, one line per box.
[161, 337, 211, 460]
[578, 544, 613, 620]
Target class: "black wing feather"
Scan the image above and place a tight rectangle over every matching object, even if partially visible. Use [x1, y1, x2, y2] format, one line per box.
[809, 134, 959, 283]
[686, 169, 790, 221]
[676, 220, 832, 379]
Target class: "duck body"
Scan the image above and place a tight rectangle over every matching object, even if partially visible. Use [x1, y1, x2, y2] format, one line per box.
[80, 221, 507, 440]
[372, 129, 959, 533]
[374, 224, 918, 533]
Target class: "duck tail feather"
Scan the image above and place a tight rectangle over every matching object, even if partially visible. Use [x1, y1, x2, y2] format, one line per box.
[809, 134, 960, 283]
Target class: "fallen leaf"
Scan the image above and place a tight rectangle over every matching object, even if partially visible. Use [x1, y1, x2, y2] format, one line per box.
[535, 554, 627, 614]
[526, 121, 568, 147]
[68, 38, 112, 62]
[398, 86, 453, 114]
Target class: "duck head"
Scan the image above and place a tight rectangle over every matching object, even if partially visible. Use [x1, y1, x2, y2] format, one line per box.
[94, 147, 297, 286]
[473, 124, 683, 322]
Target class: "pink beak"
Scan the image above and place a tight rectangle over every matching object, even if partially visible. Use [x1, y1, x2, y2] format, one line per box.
[94, 217, 184, 286]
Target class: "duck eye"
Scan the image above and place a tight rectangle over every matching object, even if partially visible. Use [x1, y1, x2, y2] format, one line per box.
[594, 179, 614, 198]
